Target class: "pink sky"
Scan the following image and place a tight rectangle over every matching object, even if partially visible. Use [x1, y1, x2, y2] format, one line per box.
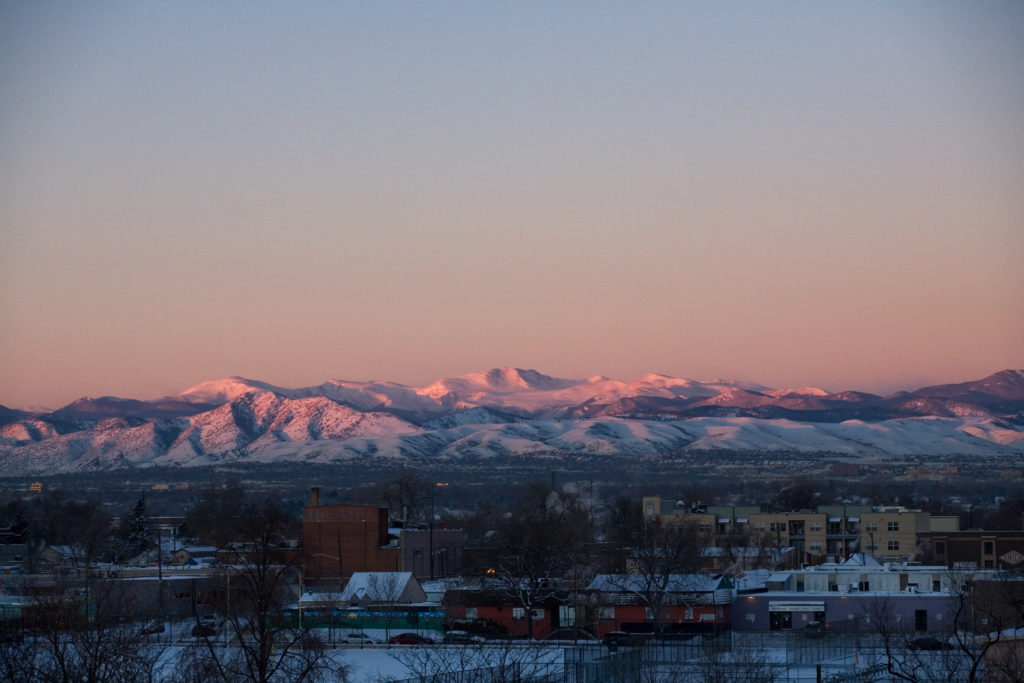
[1, 3, 1022, 409]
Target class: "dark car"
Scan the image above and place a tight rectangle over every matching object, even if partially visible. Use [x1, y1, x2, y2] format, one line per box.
[907, 636, 953, 651]
[443, 630, 484, 644]
[191, 616, 220, 637]
[140, 620, 165, 636]
[389, 632, 433, 645]
[602, 631, 639, 647]
[804, 621, 826, 638]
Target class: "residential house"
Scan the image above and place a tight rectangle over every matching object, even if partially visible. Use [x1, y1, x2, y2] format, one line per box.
[586, 573, 734, 637]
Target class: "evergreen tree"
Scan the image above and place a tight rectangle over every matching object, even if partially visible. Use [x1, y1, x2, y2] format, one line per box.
[122, 495, 153, 558]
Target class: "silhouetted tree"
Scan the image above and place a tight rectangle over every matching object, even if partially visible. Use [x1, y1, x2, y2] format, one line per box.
[181, 480, 247, 547]
[115, 495, 153, 561]
[184, 497, 329, 683]
[483, 481, 589, 639]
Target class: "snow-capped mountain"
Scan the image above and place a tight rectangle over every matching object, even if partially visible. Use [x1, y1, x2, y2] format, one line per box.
[1, 368, 1022, 474]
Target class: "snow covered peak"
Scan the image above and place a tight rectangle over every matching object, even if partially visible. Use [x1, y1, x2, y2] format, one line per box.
[178, 377, 286, 404]
[766, 387, 831, 398]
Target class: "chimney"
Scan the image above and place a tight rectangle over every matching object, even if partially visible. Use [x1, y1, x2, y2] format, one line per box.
[310, 486, 320, 506]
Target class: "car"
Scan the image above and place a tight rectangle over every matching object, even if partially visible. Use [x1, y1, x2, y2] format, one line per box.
[442, 630, 484, 644]
[339, 632, 376, 645]
[656, 631, 696, 642]
[389, 632, 433, 645]
[191, 616, 221, 637]
[602, 631, 639, 647]
[804, 621, 826, 638]
[140, 620, 165, 636]
[907, 636, 954, 651]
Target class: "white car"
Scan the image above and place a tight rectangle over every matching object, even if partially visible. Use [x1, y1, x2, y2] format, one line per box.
[339, 632, 376, 645]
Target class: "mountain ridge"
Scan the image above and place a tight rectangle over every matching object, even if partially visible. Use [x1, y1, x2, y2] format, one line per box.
[1, 368, 1022, 474]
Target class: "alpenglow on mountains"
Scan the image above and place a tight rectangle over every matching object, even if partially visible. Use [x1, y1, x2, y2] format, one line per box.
[2, 368, 1023, 474]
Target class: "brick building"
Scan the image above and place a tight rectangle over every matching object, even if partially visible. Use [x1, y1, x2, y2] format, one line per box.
[301, 488, 400, 587]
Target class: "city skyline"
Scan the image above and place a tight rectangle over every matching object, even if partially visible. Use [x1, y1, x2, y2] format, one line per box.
[2, 3, 1022, 409]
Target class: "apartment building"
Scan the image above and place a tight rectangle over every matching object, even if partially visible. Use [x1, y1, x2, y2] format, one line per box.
[642, 497, 959, 563]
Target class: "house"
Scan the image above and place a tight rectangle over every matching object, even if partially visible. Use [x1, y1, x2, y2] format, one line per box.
[443, 581, 571, 639]
[339, 572, 426, 607]
[586, 573, 734, 637]
[170, 545, 218, 566]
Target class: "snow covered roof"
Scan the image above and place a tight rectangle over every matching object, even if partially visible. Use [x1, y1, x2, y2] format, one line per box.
[340, 572, 421, 603]
[840, 553, 883, 567]
[587, 573, 727, 594]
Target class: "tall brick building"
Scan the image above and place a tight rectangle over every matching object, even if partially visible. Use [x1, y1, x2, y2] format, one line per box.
[302, 488, 400, 587]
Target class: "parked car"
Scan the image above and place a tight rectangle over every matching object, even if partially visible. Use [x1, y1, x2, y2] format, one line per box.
[907, 636, 954, 651]
[140, 620, 165, 636]
[339, 632, 376, 645]
[656, 631, 696, 642]
[602, 631, 642, 647]
[389, 632, 433, 645]
[803, 621, 826, 638]
[191, 616, 221, 637]
[443, 630, 484, 644]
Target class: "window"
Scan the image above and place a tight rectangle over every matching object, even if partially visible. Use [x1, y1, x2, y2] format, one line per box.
[935, 542, 946, 557]
[858, 580, 870, 591]
[513, 608, 525, 620]
[809, 542, 822, 552]
[809, 522, 822, 532]
[770, 522, 787, 533]
[887, 540, 900, 551]
[865, 522, 878, 532]
[887, 521, 899, 532]
[699, 523, 710, 533]
[599, 607, 614, 620]
[466, 608, 477, 619]
[755, 522, 766, 533]
[685, 606, 694, 620]
[531, 609, 544, 621]
[983, 541, 994, 555]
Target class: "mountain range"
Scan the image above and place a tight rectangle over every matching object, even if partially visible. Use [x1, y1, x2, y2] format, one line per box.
[2, 368, 1023, 474]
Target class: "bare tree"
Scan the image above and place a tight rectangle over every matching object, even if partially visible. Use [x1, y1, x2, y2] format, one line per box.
[693, 640, 777, 683]
[388, 638, 553, 683]
[17, 576, 163, 683]
[603, 499, 707, 636]
[864, 570, 1024, 683]
[365, 573, 404, 643]
[482, 481, 588, 639]
[183, 498, 331, 683]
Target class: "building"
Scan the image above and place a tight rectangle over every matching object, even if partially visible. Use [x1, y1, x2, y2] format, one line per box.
[730, 555, 995, 634]
[586, 574, 734, 637]
[338, 572, 427, 606]
[401, 527, 466, 580]
[643, 498, 959, 563]
[443, 582, 570, 639]
[918, 530, 1024, 570]
[302, 488, 401, 587]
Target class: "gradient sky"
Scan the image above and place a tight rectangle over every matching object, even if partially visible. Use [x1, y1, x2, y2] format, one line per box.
[2, 2, 1023, 409]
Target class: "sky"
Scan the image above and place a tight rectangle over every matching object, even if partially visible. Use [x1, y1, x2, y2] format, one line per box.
[2, 2, 1023, 409]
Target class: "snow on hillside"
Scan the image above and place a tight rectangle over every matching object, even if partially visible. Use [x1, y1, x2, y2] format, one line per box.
[3, 368, 1023, 474]
[178, 377, 291, 404]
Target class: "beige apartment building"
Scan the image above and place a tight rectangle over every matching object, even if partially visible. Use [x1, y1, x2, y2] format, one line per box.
[642, 497, 959, 563]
